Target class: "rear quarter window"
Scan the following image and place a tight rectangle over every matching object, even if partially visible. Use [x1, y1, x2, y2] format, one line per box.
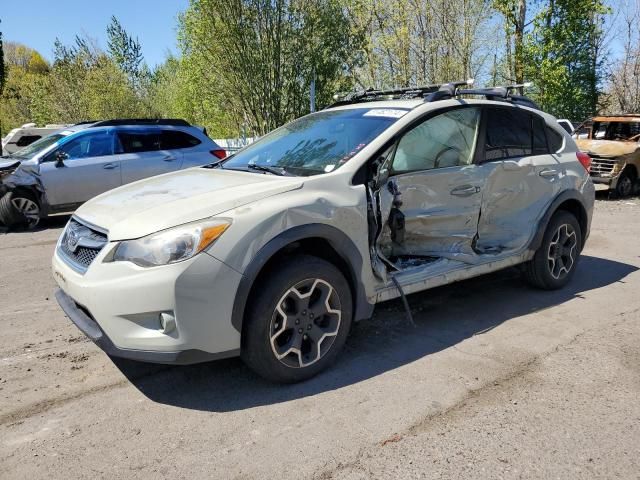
[547, 127, 564, 153]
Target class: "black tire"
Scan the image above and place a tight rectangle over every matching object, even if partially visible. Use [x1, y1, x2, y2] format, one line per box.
[8, 190, 40, 229]
[614, 168, 636, 198]
[524, 211, 582, 290]
[0, 192, 26, 227]
[241, 254, 353, 383]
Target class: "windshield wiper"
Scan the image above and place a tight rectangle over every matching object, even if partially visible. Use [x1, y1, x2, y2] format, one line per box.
[246, 163, 294, 176]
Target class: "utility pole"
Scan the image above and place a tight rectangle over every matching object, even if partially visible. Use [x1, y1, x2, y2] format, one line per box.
[310, 67, 316, 113]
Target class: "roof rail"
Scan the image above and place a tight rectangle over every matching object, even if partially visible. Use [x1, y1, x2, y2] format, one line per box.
[90, 119, 191, 127]
[329, 79, 474, 107]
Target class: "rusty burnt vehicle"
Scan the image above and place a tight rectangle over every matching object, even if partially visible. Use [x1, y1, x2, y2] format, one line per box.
[575, 115, 640, 197]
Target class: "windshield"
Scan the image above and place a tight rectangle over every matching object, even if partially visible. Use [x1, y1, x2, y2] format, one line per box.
[221, 108, 407, 176]
[592, 121, 640, 141]
[9, 133, 67, 160]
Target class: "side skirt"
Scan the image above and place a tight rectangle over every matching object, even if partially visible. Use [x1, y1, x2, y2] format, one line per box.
[374, 250, 534, 303]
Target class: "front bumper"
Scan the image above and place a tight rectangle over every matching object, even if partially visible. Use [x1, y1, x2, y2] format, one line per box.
[52, 245, 243, 364]
[54, 289, 235, 364]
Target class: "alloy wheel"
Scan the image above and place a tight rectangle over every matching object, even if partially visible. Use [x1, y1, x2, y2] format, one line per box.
[547, 224, 577, 280]
[269, 278, 342, 368]
[11, 197, 40, 228]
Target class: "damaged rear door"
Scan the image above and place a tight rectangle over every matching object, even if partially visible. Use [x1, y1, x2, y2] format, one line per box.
[475, 107, 561, 254]
[376, 106, 484, 265]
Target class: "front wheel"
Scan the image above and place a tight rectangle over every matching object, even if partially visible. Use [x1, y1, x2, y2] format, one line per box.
[241, 255, 353, 383]
[524, 211, 582, 290]
[614, 168, 636, 198]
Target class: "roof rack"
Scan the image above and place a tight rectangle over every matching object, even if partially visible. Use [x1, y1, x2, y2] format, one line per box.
[455, 82, 539, 109]
[329, 79, 475, 107]
[330, 80, 540, 110]
[90, 119, 191, 127]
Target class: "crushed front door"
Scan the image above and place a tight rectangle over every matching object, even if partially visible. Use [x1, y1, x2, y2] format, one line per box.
[375, 106, 485, 265]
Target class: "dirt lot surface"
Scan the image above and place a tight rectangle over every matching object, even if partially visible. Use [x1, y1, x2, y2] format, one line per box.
[1, 195, 639, 479]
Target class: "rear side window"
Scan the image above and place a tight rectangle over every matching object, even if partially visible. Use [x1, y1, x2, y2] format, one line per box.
[483, 108, 551, 161]
[160, 130, 201, 150]
[117, 131, 160, 153]
[16, 135, 41, 147]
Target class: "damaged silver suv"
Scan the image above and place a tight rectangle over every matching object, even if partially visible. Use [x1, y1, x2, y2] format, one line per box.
[52, 82, 595, 383]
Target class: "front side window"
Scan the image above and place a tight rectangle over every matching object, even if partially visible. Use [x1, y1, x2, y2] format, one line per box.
[392, 107, 481, 173]
[117, 131, 161, 153]
[58, 131, 114, 159]
[221, 108, 406, 176]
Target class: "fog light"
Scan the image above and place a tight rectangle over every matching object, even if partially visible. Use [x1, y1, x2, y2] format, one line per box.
[159, 312, 176, 334]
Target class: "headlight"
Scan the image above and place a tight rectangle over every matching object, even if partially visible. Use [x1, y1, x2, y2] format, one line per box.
[112, 219, 231, 267]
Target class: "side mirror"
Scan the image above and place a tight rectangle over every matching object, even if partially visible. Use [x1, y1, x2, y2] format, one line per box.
[54, 151, 68, 168]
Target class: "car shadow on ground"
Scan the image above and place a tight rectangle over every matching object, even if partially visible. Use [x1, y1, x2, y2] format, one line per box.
[0, 214, 70, 233]
[112, 255, 637, 412]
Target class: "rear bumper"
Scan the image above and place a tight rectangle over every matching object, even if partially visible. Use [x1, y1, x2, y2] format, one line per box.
[55, 289, 238, 364]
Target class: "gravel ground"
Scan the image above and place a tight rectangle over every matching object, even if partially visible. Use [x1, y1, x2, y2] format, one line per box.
[1, 194, 639, 479]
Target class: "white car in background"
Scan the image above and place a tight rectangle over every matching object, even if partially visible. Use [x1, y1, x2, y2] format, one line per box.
[1, 123, 70, 156]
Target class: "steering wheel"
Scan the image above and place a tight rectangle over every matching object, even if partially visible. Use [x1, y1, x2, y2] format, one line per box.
[434, 146, 463, 169]
[629, 133, 640, 142]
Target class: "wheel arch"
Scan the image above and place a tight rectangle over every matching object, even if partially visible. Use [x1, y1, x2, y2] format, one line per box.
[530, 190, 590, 252]
[230, 223, 375, 334]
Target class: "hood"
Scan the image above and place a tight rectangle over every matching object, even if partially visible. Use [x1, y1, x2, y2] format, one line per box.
[0, 158, 21, 172]
[575, 139, 639, 157]
[75, 167, 304, 240]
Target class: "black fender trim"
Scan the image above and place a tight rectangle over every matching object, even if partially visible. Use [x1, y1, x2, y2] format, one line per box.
[529, 189, 590, 253]
[230, 223, 375, 333]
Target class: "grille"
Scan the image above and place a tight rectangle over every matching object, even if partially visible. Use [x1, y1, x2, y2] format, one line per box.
[590, 157, 619, 177]
[58, 219, 108, 272]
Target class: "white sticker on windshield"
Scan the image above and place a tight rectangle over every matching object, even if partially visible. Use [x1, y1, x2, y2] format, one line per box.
[324, 164, 336, 173]
[363, 109, 408, 119]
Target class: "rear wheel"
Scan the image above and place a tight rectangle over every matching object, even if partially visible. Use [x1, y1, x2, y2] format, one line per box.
[241, 255, 353, 383]
[524, 211, 582, 290]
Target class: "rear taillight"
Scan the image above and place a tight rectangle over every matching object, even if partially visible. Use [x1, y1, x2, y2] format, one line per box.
[576, 151, 591, 173]
[210, 149, 227, 160]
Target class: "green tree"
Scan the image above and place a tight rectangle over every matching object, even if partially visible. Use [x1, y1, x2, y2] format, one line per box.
[179, 0, 361, 136]
[524, 0, 609, 119]
[106, 16, 144, 86]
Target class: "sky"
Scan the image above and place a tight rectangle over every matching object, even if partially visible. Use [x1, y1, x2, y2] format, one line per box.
[0, 0, 189, 67]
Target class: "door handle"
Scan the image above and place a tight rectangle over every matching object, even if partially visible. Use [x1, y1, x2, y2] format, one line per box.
[163, 156, 176, 162]
[450, 185, 480, 196]
[539, 169, 558, 178]
[103, 163, 117, 170]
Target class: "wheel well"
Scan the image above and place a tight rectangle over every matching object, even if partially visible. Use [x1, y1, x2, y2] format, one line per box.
[11, 187, 40, 204]
[243, 237, 357, 329]
[555, 199, 587, 247]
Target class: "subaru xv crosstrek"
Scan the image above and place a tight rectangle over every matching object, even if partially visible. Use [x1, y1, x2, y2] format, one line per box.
[0, 119, 226, 228]
[52, 83, 595, 383]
